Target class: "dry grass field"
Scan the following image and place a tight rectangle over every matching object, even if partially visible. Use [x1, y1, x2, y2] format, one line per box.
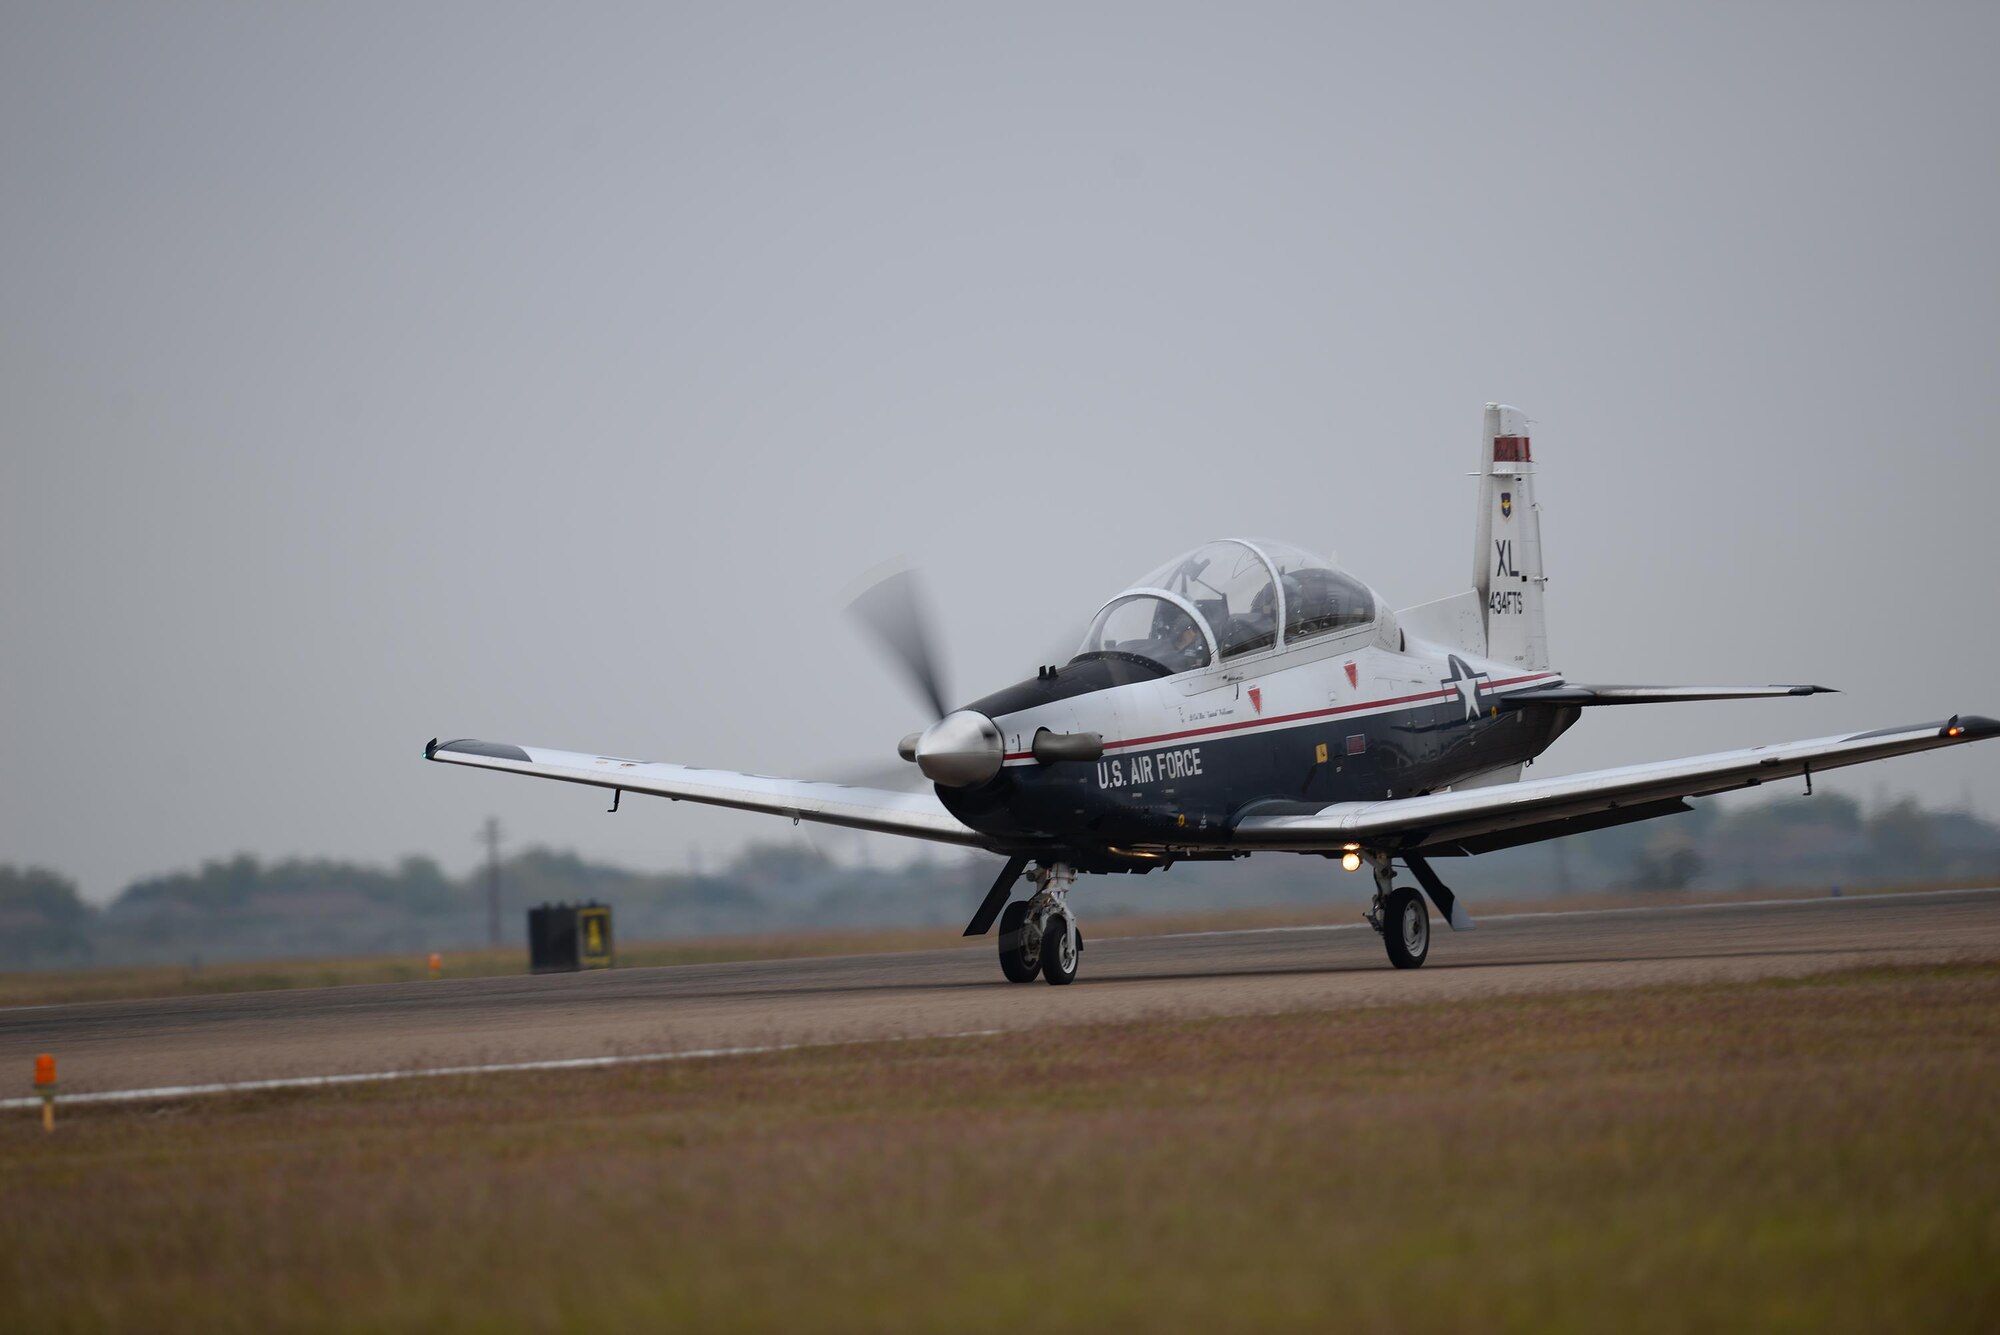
[4, 961, 1997, 1334]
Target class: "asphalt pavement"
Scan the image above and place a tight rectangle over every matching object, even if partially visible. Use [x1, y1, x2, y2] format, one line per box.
[5, 888, 1997, 1096]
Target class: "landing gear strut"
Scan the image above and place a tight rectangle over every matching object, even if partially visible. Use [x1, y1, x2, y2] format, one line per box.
[997, 862, 1082, 985]
[1364, 854, 1430, 969]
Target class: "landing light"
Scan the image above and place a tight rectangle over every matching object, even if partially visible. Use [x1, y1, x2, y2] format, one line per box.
[1341, 852, 1362, 872]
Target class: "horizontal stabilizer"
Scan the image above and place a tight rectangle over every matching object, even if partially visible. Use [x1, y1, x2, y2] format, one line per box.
[1501, 683, 1836, 708]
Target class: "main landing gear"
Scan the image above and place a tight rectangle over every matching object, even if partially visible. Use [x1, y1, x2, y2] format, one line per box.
[1363, 854, 1431, 969]
[996, 862, 1082, 985]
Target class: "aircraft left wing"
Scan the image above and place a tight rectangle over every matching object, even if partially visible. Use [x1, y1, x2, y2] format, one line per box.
[424, 738, 992, 848]
[1231, 715, 1999, 856]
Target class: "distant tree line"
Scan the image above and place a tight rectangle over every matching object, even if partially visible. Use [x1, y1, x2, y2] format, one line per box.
[4, 793, 1998, 970]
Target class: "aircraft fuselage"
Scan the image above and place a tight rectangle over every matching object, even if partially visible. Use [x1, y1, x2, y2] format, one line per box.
[937, 637, 1577, 867]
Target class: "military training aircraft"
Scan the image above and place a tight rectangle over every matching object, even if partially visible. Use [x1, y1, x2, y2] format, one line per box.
[426, 404, 1997, 984]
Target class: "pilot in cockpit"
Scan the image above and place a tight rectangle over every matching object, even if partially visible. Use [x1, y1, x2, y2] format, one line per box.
[1141, 601, 1209, 672]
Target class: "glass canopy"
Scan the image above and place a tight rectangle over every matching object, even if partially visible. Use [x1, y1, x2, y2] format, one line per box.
[1255, 538, 1376, 643]
[1074, 594, 1212, 673]
[1131, 540, 1278, 659]
[1071, 538, 1376, 674]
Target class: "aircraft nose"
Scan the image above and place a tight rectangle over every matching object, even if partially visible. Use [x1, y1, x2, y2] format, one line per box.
[915, 710, 1005, 787]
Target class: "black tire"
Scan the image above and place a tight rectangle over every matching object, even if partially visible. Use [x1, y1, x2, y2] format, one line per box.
[998, 900, 1041, 983]
[1382, 887, 1430, 969]
[1041, 910, 1079, 985]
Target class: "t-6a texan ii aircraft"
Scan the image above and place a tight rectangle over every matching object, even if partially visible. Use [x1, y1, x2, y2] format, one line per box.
[425, 404, 1997, 984]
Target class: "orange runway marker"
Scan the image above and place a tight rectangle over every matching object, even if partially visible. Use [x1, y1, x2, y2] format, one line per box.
[34, 1054, 56, 1133]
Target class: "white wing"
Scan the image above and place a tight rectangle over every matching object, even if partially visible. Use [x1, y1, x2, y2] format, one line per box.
[1500, 683, 1835, 707]
[1232, 715, 1998, 855]
[425, 738, 990, 848]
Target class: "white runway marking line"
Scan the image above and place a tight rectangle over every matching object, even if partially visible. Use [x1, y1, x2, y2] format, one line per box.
[1141, 885, 1999, 942]
[0, 1029, 1005, 1111]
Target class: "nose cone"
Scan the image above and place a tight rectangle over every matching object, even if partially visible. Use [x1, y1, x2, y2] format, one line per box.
[915, 710, 1005, 787]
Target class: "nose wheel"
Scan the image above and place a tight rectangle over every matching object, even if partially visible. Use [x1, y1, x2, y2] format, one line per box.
[996, 863, 1082, 985]
[1040, 910, 1079, 985]
[997, 900, 1041, 982]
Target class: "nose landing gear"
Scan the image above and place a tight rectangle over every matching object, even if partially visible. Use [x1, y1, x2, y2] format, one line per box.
[997, 862, 1081, 985]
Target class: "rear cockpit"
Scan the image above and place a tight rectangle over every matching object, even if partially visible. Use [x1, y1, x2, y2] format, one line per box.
[1072, 538, 1379, 676]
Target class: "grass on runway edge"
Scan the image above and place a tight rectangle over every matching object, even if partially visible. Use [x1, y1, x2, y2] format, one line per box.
[4, 962, 1998, 1334]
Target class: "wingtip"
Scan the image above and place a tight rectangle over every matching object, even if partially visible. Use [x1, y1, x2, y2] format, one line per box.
[426, 738, 534, 763]
[1944, 715, 2000, 740]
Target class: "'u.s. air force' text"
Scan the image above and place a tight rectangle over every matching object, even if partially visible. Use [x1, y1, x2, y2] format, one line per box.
[1097, 747, 1203, 789]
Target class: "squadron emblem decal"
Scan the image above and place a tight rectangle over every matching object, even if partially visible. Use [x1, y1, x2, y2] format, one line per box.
[1500, 491, 1513, 519]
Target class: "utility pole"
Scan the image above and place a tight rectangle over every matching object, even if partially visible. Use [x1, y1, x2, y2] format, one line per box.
[481, 817, 503, 947]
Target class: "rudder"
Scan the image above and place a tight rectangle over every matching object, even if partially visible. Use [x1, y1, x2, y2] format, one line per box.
[1471, 403, 1549, 670]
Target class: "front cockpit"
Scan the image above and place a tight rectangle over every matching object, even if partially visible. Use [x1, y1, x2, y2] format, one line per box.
[1074, 594, 1213, 674]
[1071, 539, 1378, 676]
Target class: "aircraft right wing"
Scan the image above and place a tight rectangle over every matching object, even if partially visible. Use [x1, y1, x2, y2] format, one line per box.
[425, 738, 992, 849]
[1231, 715, 1999, 856]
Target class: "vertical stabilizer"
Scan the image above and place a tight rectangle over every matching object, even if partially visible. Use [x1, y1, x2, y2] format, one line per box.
[1472, 403, 1549, 670]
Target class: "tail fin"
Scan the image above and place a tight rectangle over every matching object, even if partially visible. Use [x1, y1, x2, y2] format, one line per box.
[1471, 403, 1549, 670]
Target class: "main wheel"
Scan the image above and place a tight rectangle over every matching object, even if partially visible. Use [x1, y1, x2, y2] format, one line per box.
[998, 900, 1042, 983]
[1041, 910, 1079, 985]
[1382, 887, 1430, 969]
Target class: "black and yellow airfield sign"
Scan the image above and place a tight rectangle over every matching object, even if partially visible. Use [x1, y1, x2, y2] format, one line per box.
[577, 905, 613, 969]
[527, 903, 615, 972]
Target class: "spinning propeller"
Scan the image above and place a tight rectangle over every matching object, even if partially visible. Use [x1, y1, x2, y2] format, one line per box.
[845, 566, 950, 723]
[846, 565, 1106, 788]
[845, 565, 1006, 788]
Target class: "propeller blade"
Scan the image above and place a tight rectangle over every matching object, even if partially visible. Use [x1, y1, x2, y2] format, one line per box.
[801, 756, 933, 792]
[845, 564, 950, 721]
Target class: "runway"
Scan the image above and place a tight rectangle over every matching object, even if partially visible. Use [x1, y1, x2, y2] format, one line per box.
[6, 888, 1999, 1099]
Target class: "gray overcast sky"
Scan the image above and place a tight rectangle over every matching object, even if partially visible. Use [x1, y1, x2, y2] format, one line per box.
[5, 3, 1997, 902]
